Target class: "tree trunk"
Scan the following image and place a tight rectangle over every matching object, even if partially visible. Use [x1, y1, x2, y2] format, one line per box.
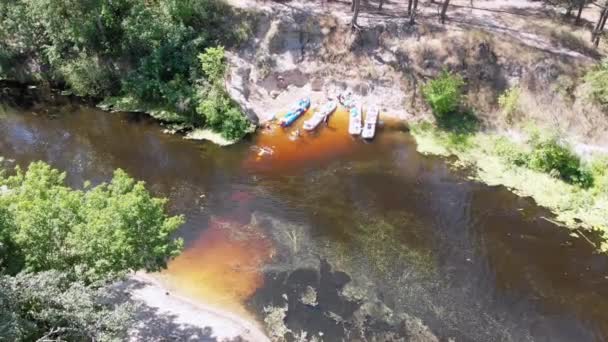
[440, 0, 450, 24]
[593, 3, 608, 46]
[352, 0, 361, 28]
[594, 4, 608, 47]
[379, 0, 384, 10]
[409, 0, 418, 24]
[351, 0, 355, 12]
[575, 0, 585, 25]
[407, 0, 413, 15]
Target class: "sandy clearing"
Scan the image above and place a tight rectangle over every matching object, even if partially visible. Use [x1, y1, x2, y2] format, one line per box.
[128, 273, 270, 342]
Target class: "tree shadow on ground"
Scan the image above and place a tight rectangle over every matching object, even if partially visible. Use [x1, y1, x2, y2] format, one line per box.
[111, 278, 247, 342]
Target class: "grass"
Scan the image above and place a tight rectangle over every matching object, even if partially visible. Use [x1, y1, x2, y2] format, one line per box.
[410, 122, 608, 252]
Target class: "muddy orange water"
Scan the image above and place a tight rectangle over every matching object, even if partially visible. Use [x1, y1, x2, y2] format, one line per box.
[245, 105, 359, 169]
[161, 216, 273, 317]
[2, 99, 608, 341]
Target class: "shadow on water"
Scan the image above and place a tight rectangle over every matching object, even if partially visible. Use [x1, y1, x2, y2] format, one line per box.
[1, 95, 608, 341]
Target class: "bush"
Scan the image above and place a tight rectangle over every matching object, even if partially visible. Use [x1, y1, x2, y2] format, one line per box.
[196, 48, 252, 140]
[422, 70, 465, 119]
[584, 59, 608, 107]
[59, 54, 115, 98]
[526, 137, 593, 188]
[498, 86, 520, 123]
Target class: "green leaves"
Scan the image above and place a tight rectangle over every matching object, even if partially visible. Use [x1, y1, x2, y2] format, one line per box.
[422, 70, 465, 119]
[196, 48, 253, 140]
[584, 58, 608, 107]
[0, 270, 135, 342]
[200, 46, 227, 83]
[0, 162, 184, 282]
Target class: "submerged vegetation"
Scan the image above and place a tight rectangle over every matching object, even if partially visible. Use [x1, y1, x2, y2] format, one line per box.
[0, 161, 184, 340]
[0, 0, 254, 140]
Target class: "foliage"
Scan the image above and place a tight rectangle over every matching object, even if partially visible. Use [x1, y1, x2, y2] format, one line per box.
[200, 46, 227, 83]
[196, 48, 253, 140]
[58, 54, 115, 97]
[0, 0, 253, 139]
[0, 270, 134, 342]
[588, 156, 608, 194]
[584, 59, 608, 108]
[498, 86, 521, 123]
[524, 136, 593, 188]
[422, 70, 465, 119]
[0, 161, 184, 281]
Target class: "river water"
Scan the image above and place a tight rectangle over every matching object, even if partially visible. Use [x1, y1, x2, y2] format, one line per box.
[1, 98, 608, 341]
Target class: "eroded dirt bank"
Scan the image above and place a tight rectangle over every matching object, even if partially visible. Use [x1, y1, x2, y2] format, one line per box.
[226, 0, 608, 148]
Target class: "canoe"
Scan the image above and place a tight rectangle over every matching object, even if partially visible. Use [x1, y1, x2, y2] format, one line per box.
[348, 104, 362, 135]
[279, 97, 311, 127]
[361, 105, 379, 139]
[303, 100, 337, 131]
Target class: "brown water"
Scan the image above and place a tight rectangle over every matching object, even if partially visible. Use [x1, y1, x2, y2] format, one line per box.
[1, 99, 608, 341]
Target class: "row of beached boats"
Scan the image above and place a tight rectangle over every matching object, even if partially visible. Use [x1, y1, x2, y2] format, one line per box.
[278, 96, 379, 139]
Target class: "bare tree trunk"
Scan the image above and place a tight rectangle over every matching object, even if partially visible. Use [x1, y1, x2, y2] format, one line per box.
[351, 0, 355, 12]
[594, 13, 608, 47]
[409, 0, 418, 24]
[352, 0, 361, 28]
[575, 0, 585, 25]
[379, 0, 384, 10]
[440, 0, 450, 24]
[593, 3, 608, 46]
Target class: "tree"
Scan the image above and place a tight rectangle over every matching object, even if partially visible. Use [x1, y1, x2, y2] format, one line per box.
[440, 0, 451, 24]
[352, 0, 361, 28]
[408, 0, 419, 24]
[0, 162, 184, 282]
[593, 1, 608, 47]
[0, 270, 135, 342]
[575, 0, 586, 24]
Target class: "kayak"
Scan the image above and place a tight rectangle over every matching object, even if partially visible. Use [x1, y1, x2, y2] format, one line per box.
[279, 97, 310, 127]
[303, 100, 337, 131]
[348, 104, 362, 135]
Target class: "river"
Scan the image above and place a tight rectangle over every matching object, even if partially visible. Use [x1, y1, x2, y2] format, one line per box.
[1, 96, 607, 341]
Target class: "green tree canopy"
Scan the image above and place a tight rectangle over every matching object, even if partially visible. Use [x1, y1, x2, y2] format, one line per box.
[0, 161, 184, 281]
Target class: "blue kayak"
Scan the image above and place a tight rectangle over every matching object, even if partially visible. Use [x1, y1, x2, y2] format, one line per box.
[280, 97, 310, 127]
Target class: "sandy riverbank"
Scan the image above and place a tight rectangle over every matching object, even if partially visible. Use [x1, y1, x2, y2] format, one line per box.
[127, 273, 270, 342]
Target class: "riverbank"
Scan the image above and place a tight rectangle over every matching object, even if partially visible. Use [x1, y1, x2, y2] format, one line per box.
[409, 122, 608, 252]
[127, 273, 270, 342]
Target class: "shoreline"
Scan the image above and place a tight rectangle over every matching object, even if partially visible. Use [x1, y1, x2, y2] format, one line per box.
[409, 123, 608, 252]
[127, 273, 270, 342]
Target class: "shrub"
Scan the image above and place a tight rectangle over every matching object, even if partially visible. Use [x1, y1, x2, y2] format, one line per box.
[196, 48, 253, 140]
[200, 46, 227, 83]
[59, 54, 115, 98]
[498, 86, 520, 123]
[422, 70, 465, 119]
[526, 137, 593, 188]
[584, 59, 608, 107]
